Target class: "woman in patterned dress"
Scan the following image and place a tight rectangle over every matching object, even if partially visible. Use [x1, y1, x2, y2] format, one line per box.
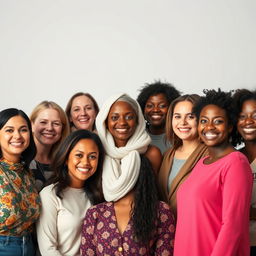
[0, 108, 40, 256]
[80, 93, 175, 256]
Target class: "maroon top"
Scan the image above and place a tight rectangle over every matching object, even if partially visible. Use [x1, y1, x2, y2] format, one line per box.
[80, 201, 175, 256]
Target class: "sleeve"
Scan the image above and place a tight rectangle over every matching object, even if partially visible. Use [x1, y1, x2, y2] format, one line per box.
[154, 202, 175, 256]
[36, 186, 62, 256]
[211, 154, 253, 256]
[80, 207, 97, 256]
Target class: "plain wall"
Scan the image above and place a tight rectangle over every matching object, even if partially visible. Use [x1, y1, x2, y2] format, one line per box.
[1, 0, 256, 115]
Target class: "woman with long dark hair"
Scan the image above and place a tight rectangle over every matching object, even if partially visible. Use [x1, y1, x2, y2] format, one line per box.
[36, 129, 104, 256]
[0, 108, 40, 256]
[80, 93, 174, 255]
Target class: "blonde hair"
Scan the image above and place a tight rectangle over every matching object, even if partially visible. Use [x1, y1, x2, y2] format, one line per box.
[30, 101, 70, 159]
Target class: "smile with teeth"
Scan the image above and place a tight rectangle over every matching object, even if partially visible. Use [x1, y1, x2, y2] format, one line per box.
[151, 115, 162, 120]
[242, 128, 256, 134]
[77, 167, 90, 173]
[204, 132, 218, 139]
[116, 128, 129, 133]
[42, 133, 55, 138]
[78, 118, 89, 122]
[10, 141, 23, 147]
[178, 127, 190, 132]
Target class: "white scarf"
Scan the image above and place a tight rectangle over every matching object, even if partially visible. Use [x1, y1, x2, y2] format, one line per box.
[96, 93, 151, 202]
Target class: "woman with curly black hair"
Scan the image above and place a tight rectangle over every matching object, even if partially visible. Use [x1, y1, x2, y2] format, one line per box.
[174, 89, 253, 256]
[137, 80, 180, 153]
[36, 130, 105, 256]
[233, 89, 256, 256]
[80, 93, 175, 255]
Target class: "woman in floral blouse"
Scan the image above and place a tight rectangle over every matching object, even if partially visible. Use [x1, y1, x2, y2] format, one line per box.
[0, 108, 40, 256]
[80, 93, 175, 256]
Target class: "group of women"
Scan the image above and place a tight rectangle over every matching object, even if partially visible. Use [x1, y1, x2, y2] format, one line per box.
[0, 81, 255, 256]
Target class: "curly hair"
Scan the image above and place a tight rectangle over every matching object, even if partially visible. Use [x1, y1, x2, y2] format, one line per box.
[131, 155, 159, 244]
[48, 130, 105, 205]
[232, 88, 256, 145]
[165, 94, 201, 149]
[0, 108, 36, 168]
[137, 80, 181, 112]
[193, 88, 237, 146]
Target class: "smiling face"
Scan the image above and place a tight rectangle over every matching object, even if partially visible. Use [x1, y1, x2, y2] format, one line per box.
[0, 115, 30, 162]
[237, 99, 256, 142]
[172, 101, 198, 142]
[67, 138, 99, 188]
[198, 104, 232, 147]
[144, 93, 169, 131]
[70, 95, 97, 131]
[32, 108, 63, 147]
[107, 101, 137, 147]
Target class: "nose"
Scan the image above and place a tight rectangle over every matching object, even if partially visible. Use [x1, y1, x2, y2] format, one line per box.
[46, 122, 54, 130]
[13, 130, 22, 139]
[245, 116, 254, 125]
[152, 105, 160, 112]
[81, 108, 87, 115]
[181, 116, 188, 125]
[118, 116, 128, 125]
[204, 122, 215, 130]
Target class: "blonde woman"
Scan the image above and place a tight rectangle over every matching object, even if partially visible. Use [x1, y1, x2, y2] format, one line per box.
[30, 101, 70, 191]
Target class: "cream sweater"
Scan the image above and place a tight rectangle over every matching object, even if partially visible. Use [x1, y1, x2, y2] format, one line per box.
[37, 184, 91, 256]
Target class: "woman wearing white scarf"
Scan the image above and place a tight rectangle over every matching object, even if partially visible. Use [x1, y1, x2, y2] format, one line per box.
[81, 93, 175, 255]
[96, 93, 162, 202]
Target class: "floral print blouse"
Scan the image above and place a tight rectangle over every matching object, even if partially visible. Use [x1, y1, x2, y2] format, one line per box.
[0, 158, 41, 236]
[80, 201, 175, 256]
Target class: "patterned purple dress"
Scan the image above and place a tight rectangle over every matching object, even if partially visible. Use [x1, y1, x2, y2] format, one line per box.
[80, 201, 175, 256]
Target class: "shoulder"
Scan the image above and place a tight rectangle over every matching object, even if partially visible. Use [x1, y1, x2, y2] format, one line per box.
[145, 145, 163, 173]
[86, 202, 113, 217]
[39, 184, 56, 198]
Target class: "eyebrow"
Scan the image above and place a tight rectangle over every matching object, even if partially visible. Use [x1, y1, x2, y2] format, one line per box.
[4, 125, 28, 129]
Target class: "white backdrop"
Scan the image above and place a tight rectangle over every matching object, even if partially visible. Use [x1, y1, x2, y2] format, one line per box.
[1, 0, 256, 115]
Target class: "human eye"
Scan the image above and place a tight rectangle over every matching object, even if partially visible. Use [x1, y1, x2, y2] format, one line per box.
[75, 153, 83, 158]
[173, 114, 180, 119]
[159, 104, 167, 109]
[125, 115, 135, 121]
[145, 103, 153, 109]
[53, 122, 62, 127]
[73, 107, 80, 112]
[5, 128, 14, 133]
[188, 114, 195, 120]
[20, 127, 29, 133]
[200, 118, 207, 124]
[238, 114, 246, 120]
[40, 121, 47, 125]
[214, 119, 224, 125]
[252, 113, 256, 120]
[111, 115, 119, 121]
[89, 154, 97, 160]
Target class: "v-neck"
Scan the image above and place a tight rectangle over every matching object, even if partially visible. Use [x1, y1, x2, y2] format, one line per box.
[110, 202, 132, 236]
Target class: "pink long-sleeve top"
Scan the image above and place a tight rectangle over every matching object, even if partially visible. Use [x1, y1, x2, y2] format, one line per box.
[174, 151, 253, 256]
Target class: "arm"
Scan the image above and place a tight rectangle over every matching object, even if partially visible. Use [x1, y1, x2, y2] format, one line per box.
[36, 186, 62, 256]
[154, 202, 175, 256]
[211, 155, 253, 256]
[80, 207, 97, 256]
[145, 145, 163, 174]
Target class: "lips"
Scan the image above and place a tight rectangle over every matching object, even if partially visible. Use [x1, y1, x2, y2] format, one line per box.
[10, 141, 23, 147]
[203, 132, 218, 140]
[115, 128, 130, 134]
[242, 127, 256, 134]
[178, 127, 191, 132]
[150, 114, 163, 120]
[77, 167, 90, 173]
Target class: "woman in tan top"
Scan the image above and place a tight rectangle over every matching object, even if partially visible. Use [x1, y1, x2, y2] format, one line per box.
[158, 94, 208, 217]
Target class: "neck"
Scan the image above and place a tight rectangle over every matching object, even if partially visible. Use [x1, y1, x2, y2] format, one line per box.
[207, 142, 235, 163]
[114, 190, 134, 206]
[34, 140, 52, 164]
[148, 124, 165, 135]
[243, 140, 256, 163]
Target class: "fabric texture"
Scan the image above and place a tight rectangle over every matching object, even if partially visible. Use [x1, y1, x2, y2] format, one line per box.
[95, 93, 151, 202]
[36, 184, 91, 256]
[158, 143, 208, 217]
[80, 201, 175, 256]
[250, 158, 256, 246]
[149, 133, 171, 154]
[174, 151, 253, 256]
[0, 158, 40, 236]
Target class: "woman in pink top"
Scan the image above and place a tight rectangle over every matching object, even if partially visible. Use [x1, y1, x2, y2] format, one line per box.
[174, 89, 253, 256]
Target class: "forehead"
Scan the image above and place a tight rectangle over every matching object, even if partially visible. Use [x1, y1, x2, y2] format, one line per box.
[173, 101, 193, 113]
[241, 99, 256, 111]
[72, 95, 93, 106]
[200, 104, 227, 117]
[109, 101, 137, 114]
[3, 115, 28, 127]
[71, 138, 99, 152]
[36, 108, 60, 120]
[147, 93, 168, 102]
